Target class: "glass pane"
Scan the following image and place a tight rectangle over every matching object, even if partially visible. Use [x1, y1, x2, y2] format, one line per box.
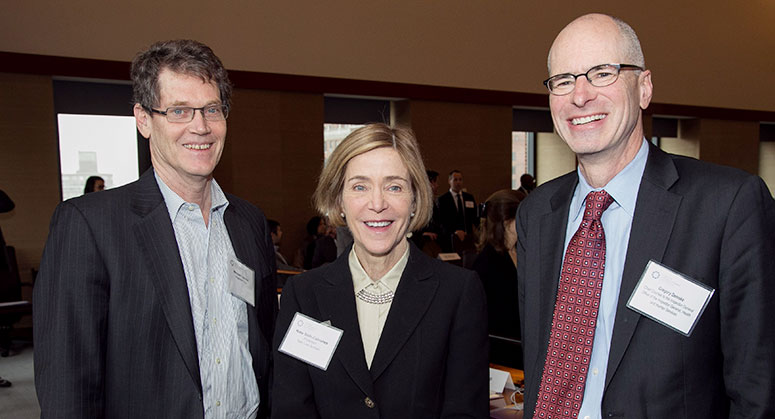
[323, 123, 364, 165]
[512, 131, 529, 189]
[58, 114, 139, 201]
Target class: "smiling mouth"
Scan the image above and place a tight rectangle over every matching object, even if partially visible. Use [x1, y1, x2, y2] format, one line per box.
[184, 143, 212, 150]
[571, 114, 606, 126]
[365, 221, 392, 228]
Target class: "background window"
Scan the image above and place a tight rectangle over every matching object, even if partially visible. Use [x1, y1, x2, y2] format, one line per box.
[57, 114, 139, 200]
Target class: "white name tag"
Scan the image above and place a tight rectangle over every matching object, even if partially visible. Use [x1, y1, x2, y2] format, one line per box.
[437, 252, 461, 261]
[278, 312, 343, 370]
[465, 200, 475, 209]
[626, 260, 714, 336]
[228, 257, 255, 307]
[489, 367, 516, 393]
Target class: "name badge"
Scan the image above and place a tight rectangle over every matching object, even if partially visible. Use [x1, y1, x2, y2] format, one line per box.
[626, 260, 714, 336]
[278, 312, 343, 370]
[465, 200, 475, 209]
[228, 257, 255, 307]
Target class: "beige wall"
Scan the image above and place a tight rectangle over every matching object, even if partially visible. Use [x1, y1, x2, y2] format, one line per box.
[0, 73, 60, 287]
[535, 132, 576, 185]
[393, 100, 513, 203]
[760, 142, 775, 197]
[680, 119, 761, 175]
[214, 89, 325, 262]
[660, 136, 700, 159]
[1, 1, 774, 113]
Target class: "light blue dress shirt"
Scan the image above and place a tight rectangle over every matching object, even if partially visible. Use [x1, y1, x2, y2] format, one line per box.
[565, 140, 649, 419]
[156, 175, 259, 419]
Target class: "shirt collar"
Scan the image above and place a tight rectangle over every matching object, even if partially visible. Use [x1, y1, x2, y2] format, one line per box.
[570, 138, 649, 220]
[155, 172, 229, 222]
[349, 243, 410, 294]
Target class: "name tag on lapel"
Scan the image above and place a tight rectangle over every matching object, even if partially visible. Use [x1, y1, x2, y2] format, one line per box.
[626, 260, 714, 336]
[228, 256, 255, 306]
[279, 312, 343, 370]
[465, 200, 475, 209]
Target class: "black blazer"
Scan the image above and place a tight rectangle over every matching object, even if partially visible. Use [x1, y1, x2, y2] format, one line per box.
[272, 242, 489, 418]
[34, 169, 278, 418]
[436, 191, 478, 251]
[517, 143, 775, 418]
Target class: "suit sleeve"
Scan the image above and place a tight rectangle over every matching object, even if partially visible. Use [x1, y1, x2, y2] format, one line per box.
[441, 270, 490, 418]
[719, 176, 775, 418]
[271, 277, 321, 419]
[33, 202, 109, 418]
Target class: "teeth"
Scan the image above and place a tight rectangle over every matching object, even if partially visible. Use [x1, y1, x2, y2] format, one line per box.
[184, 143, 211, 150]
[572, 114, 606, 125]
[365, 221, 391, 227]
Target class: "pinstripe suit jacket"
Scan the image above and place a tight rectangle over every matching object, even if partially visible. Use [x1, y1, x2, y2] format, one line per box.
[33, 169, 277, 419]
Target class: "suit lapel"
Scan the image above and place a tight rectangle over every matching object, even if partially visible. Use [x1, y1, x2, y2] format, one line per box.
[132, 170, 202, 394]
[369, 244, 438, 381]
[535, 176, 577, 373]
[605, 144, 681, 387]
[314, 254, 376, 397]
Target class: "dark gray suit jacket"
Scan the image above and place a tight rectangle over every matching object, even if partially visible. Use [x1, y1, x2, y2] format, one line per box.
[517, 143, 775, 418]
[272, 242, 489, 418]
[34, 169, 278, 418]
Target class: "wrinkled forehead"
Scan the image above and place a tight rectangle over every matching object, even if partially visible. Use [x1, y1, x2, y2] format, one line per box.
[548, 17, 626, 75]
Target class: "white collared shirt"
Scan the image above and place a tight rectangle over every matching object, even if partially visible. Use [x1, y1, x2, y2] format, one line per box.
[156, 174, 259, 419]
[349, 244, 410, 368]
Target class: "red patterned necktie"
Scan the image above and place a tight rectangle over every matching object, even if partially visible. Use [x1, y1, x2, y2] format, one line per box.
[533, 190, 614, 419]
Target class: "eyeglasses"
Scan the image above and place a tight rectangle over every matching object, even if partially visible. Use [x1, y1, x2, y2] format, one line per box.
[543, 64, 643, 96]
[143, 104, 229, 123]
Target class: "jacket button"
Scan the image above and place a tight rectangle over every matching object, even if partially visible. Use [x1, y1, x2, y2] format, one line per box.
[364, 397, 375, 408]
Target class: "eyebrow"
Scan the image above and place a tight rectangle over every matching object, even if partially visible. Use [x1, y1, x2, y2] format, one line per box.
[346, 175, 409, 183]
[166, 100, 221, 107]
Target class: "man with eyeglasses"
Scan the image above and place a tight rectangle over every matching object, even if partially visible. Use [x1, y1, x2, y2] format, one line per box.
[34, 40, 277, 418]
[517, 14, 775, 418]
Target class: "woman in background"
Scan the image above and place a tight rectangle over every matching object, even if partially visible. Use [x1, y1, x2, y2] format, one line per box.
[83, 176, 105, 194]
[471, 189, 522, 366]
[272, 123, 488, 418]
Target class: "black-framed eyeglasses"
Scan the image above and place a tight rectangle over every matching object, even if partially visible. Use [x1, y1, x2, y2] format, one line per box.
[143, 104, 229, 123]
[543, 64, 643, 96]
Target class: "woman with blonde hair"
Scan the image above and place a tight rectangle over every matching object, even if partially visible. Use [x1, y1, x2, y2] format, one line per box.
[272, 123, 488, 418]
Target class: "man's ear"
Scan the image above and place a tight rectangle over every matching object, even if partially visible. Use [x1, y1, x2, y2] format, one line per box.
[638, 70, 653, 110]
[133, 104, 152, 139]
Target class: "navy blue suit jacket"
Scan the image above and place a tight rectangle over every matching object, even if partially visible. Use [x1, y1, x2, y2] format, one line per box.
[517, 143, 775, 418]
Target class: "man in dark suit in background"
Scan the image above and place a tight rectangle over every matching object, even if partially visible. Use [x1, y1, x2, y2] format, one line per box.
[34, 40, 277, 418]
[517, 13, 775, 418]
[435, 169, 478, 252]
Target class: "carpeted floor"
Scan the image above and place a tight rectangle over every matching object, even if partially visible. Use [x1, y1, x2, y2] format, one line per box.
[0, 340, 39, 419]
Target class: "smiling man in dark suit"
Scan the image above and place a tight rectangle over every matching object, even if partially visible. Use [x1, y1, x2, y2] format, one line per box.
[34, 40, 277, 418]
[517, 14, 775, 419]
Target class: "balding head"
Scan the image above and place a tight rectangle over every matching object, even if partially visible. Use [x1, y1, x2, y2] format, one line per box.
[548, 14, 645, 75]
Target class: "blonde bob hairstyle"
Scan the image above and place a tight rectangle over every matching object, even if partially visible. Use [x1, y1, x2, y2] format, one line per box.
[313, 123, 433, 234]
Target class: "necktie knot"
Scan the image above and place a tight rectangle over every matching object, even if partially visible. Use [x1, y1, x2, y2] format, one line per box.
[584, 190, 614, 222]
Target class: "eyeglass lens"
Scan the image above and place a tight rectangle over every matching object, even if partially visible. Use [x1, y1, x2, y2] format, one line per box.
[165, 105, 228, 122]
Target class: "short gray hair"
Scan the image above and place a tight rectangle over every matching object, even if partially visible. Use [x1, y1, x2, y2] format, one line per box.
[130, 39, 232, 109]
[547, 14, 646, 73]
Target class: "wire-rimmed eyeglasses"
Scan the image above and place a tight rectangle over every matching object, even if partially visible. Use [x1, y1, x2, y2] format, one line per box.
[142, 104, 229, 123]
[543, 64, 643, 96]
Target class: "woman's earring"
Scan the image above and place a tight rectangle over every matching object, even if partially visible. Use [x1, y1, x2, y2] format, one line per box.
[410, 212, 415, 217]
[340, 212, 346, 219]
